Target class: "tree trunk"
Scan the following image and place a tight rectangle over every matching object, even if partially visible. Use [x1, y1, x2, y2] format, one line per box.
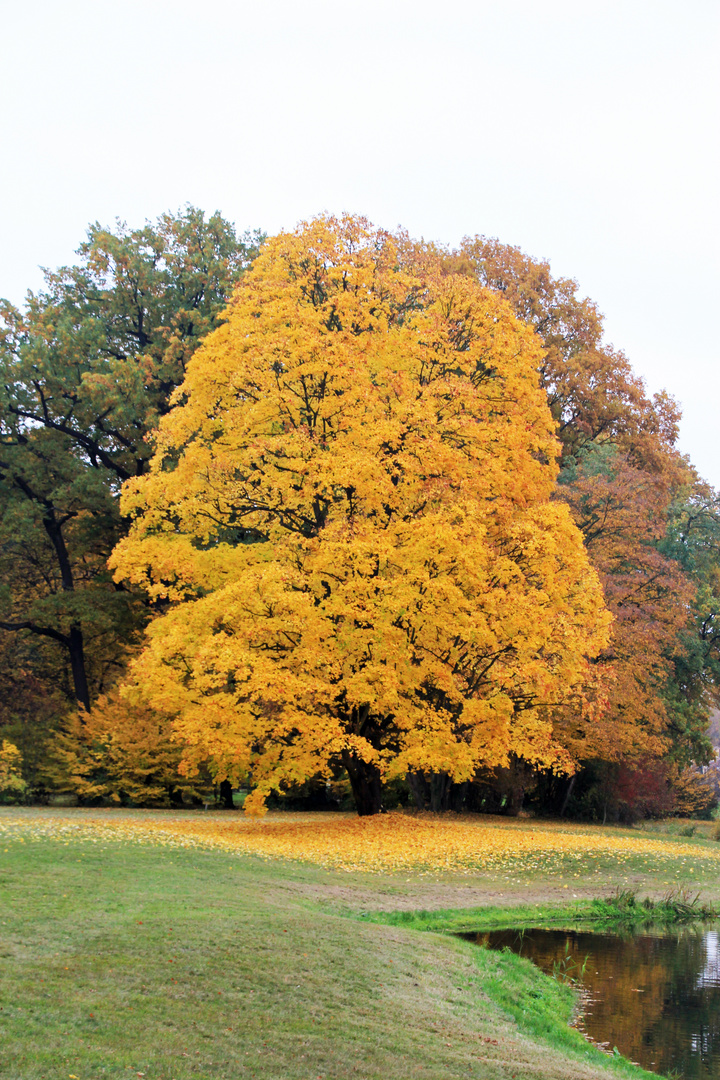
[429, 771, 451, 812]
[406, 771, 427, 811]
[42, 507, 91, 710]
[560, 774, 576, 817]
[506, 783, 524, 816]
[3, 481, 93, 711]
[342, 751, 382, 816]
[450, 780, 468, 813]
[67, 625, 91, 711]
[219, 779, 235, 809]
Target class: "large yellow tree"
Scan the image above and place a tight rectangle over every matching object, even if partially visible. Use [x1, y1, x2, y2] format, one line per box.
[111, 217, 610, 814]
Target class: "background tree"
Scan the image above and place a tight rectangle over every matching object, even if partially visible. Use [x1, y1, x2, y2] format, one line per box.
[659, 487, 720, 758]
[0, 208, 263, 711]
[456, 237, 680, 464]
[453, 236, 715, 815]
[554, 446, 691, 761]
[111, 216, 610, 815]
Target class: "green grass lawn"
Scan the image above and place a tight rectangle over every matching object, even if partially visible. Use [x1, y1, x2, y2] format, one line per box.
[2, 809, 714, 1080]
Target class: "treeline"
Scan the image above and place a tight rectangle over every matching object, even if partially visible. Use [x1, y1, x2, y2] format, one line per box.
[0, 209, 718, 821]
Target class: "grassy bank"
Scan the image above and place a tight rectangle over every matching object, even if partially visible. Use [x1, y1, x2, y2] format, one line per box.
[2, 808, 716, 1079]
[367, 887, 718, 935]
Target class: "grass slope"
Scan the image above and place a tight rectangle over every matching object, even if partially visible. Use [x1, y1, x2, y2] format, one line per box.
[0, 817, 667, 1080]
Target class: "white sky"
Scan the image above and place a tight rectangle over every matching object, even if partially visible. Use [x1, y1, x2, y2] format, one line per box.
[2, 0, 719, 483]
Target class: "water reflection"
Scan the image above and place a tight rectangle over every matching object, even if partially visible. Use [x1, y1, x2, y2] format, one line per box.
[463, 926, 720, 1078]
[697, 931, 720, 990]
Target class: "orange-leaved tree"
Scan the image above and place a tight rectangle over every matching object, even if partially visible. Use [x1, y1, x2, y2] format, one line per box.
[555, 447, 693, 765]
[110, 216, 610, 815]
[453, 237, 711, 810]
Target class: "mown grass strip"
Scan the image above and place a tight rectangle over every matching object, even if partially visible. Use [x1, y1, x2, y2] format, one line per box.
[0, 822, 660, 1080]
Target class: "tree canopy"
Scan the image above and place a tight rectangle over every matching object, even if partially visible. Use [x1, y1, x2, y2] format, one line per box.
[451, 235, 716, 815]
[111, 216, 610, 814]
[0, 207, 262, 708]
[1, 208, 716, 821]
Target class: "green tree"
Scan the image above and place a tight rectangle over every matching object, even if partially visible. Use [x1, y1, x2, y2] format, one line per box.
[659, 486, 720, 763]
[0, 208, 263, 708]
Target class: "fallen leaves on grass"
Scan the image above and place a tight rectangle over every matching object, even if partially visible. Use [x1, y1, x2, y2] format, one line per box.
[0, 808, 717, 877]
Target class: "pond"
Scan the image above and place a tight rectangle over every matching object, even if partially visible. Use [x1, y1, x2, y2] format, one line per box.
[464, 926, 720, 1078]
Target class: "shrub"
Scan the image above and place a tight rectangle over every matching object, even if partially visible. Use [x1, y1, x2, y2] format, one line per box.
[45, 691, 214, 807]
[0, 740, 27, 803]
[672, 768, 718, 819]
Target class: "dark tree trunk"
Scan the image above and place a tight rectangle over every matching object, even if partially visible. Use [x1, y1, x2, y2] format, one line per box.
[42, 506, 91, 710]
[560, 774, 576, 817]
[406, 771, 427, 810]
[407, 773, 467, 813]
[506, 784, 524, 816]
[450, 780, 468, 813]
[342, 751, 382, 816]
[68, 625, 91, 711]
[496, 755, 533, 817]
[4, 482, 93, 711]
[219, 779, 235, 809]
[429, 771, 451, 813]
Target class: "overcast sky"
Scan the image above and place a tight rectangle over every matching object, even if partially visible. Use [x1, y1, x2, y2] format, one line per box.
[2, 0, 718, 483]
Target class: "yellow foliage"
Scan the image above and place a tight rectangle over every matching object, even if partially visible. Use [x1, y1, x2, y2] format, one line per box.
[111, 216, 611, 813]
[0, 740, 26, 800]
[672, 768, 718, 818]
[46, 692, 212, 806]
